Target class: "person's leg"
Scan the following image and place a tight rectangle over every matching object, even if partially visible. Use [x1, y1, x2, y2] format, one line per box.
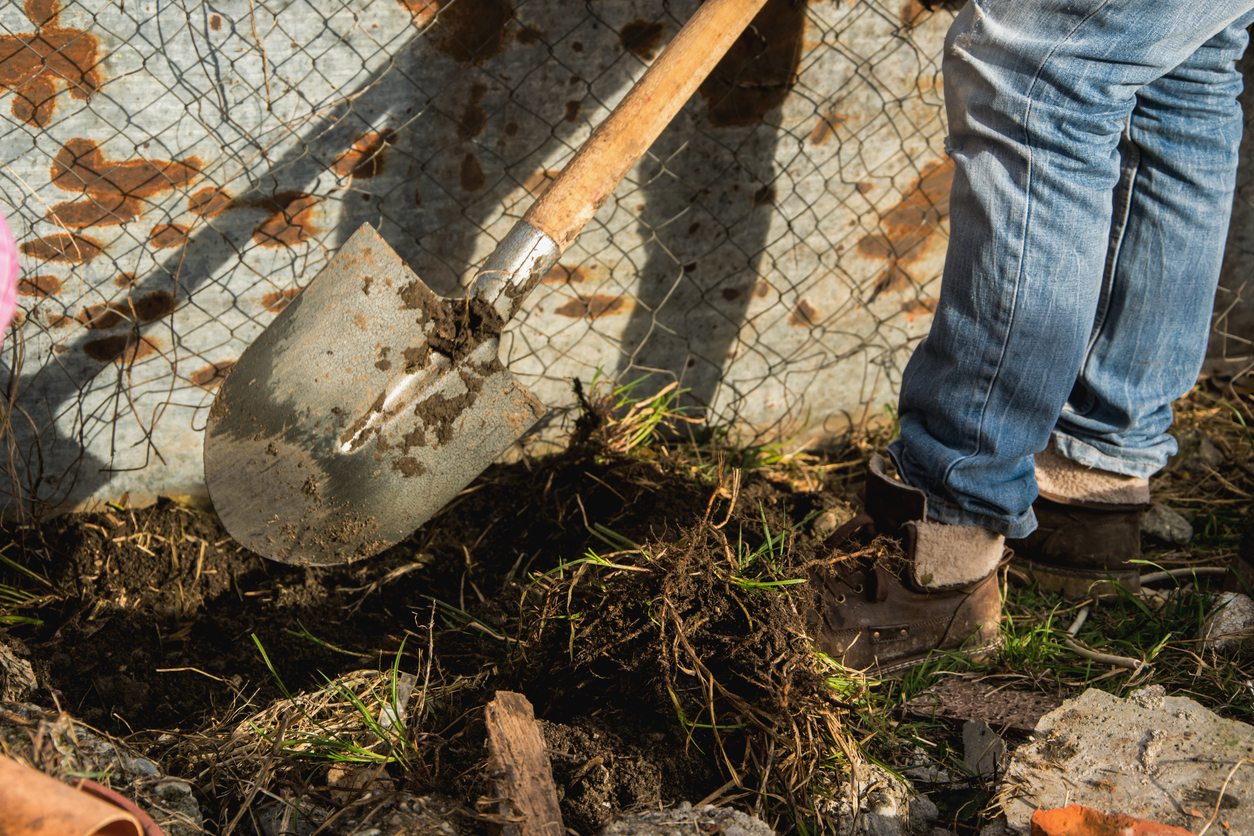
[889, 0, 1254, 540]
[1012, 16, 1254, 596]
[1053, 15, 1254, 475]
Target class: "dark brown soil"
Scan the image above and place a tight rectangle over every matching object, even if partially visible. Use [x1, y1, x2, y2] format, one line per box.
[0, 435, 848, 832]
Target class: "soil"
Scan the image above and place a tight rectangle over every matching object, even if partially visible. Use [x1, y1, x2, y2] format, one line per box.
[0, 431, 849, 833]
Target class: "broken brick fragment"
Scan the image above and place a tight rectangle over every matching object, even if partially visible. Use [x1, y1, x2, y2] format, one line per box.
[1030, 805, 1195, 836]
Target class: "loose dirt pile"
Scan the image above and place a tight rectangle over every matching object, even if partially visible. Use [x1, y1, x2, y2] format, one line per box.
[0, 422, 858, 832]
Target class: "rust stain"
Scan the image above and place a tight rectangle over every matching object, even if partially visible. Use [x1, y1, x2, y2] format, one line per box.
[0, 0, 104, 128]
[48, 138, 201, 228]
[426, 0, 512, 64]
[619, 20, 664, 60]
[114, 272, 136, 288]
[699, 0, 805, 127]
[188, 186, 233, 217]
[234, 192, 319, 248]
[899, 0, 930, 30]
[456, 84, 488, 140]
[522, 168, 559, 196]
[900, 297, 937, 322]
[809, 108, 846, 145]
[149, 223, 189, 249]
[563, 100, 580, 123]
[261, 287, 301, 313]
[132, 291, 176, 322]
[395, 0, 437, 26]
[753, 280, 771, 299]
[17, 274, 61, 297]
[21, 232, 103, 263]
[77, 290, 175, 330]
[753, 184, 775, 206]
[208, 13, 223, 31]
[77, 301, 122, 329]
[542, 263, 587, 284]
[190, 359, 236, 389]
[789, 299, 819, 327]
[857, 159, 954, 299]
[460, 153, 486, 192]
[721, 287, 742, 301]
[856, 181, 873, 195]
[83, 333, 161, 364]
[515, 25, 544, 45]
[45, 311, 72, 328]
[554, 294, 627, 320]
[333, 129, 397, 178]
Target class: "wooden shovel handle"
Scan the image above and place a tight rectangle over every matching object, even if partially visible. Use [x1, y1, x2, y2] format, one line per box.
[523, 0, 773, 251]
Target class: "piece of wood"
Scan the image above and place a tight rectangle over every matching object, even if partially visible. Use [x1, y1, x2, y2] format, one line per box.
[485, 691, 564, 836]
[524, 0, 771, 250]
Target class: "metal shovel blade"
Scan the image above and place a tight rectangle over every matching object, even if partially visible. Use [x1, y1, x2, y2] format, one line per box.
[203, 225, 545, 565]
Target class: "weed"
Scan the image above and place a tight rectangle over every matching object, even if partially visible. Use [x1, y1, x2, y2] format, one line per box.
[249, 634, 416, 768]
[0, 543, 56, 626]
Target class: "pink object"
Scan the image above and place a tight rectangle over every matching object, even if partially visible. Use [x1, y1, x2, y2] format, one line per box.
[0, 209, 18, 337]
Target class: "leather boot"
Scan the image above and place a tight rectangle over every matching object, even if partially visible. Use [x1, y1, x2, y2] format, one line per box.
[807, 455, 1006, 674]
[1011, 446, 1150, 598]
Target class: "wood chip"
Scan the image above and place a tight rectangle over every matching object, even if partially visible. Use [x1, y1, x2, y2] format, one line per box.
[484, 691, 564, 836]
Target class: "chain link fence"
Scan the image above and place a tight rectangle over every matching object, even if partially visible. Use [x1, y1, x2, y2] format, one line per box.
[1, 0, 1250, 515]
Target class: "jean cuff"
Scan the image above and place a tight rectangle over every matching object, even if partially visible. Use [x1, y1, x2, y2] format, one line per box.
[1050, 432, 1169, 479]
[922, 494, 1038, 540]
[887, 444, 1038, 539]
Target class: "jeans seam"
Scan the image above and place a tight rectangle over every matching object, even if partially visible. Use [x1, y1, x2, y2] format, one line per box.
[940, 0, 1118, 494]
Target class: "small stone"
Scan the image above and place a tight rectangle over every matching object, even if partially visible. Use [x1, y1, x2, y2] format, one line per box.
[125, 754, 161, 777]
[1141, 504, 1192, 545]
[812, 502, 856, 539]
[1197, 436, 1225, 468]
[962, 719, 1006, 778]
[600, 803, 774, 835]
[156, 779, 194, 801]
[1201, 591, 1254, 653]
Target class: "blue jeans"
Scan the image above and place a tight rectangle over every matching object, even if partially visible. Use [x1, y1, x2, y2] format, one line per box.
[889, 0, 1254, 538]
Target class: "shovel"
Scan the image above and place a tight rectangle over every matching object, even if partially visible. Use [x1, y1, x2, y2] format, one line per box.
[204, 0, 772, 565]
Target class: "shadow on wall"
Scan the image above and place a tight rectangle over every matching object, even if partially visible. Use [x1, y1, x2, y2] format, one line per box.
[1, 0, 807, 514]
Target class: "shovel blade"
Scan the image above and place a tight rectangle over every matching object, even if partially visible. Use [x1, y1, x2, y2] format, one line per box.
[203, 225, 545, 566]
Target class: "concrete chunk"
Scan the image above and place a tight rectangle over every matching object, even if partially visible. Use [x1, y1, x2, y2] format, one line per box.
[1000, 687, 1254, 834]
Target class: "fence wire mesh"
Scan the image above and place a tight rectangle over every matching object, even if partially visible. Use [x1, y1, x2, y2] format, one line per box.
[0, 0, 1250, 515]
